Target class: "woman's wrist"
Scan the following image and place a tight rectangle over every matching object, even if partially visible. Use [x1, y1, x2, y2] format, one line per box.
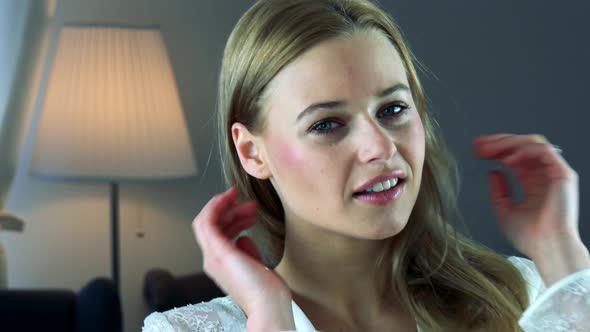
[530, 235, 590, 286]
[247, 309, 296, 332]
[247, 296, 296, 332]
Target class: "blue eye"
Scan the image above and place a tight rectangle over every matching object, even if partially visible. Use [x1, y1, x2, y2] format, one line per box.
[309, 119, 341, 134]
[378, 103, 408, 119]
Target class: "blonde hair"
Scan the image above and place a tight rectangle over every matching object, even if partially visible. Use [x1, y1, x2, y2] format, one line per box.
[217, 0, 529, 330]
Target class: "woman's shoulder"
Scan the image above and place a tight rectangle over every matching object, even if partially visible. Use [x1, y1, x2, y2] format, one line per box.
[506, 256, 546, 302]
[142, 296, 247, 332]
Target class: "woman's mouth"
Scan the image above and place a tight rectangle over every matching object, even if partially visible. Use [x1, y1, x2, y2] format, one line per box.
[353, 178, 405, 206]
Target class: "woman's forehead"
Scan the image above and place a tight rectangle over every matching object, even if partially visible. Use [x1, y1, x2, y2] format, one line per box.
[265, 30, 409, 111]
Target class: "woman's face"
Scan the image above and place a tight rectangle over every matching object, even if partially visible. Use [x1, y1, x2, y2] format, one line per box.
[245, 30, 425, 240]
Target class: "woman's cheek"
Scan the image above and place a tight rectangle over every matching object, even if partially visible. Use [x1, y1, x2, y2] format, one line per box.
[416, 116, 425, 154]
[269, 138, 333, 189]
[411, 115, 426, 180]
[268, 137, 307, 177]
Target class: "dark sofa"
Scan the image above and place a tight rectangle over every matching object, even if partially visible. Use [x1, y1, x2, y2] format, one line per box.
[143, 268, 225, 313]
[0, 277, 122, 332]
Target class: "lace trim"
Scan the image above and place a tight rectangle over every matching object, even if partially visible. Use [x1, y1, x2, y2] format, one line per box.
[519, 269, 590, 332]
[142, 296, 247, 332]
[142, 259, 590, 332]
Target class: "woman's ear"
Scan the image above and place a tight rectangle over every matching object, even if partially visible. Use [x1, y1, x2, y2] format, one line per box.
[231, 123, 272, 179]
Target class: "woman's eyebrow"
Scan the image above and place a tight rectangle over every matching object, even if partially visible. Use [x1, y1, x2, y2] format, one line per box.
[296, 101, 344, 122]
[295, 83, 410, 122]
[377, 83, 410, 98]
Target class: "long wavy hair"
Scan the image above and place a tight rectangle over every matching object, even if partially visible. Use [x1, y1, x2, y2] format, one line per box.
[217, 0, 529, 330]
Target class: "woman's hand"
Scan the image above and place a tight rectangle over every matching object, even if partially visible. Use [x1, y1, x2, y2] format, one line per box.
[474, 133, 590, 285]
[192, 187, 296, 331]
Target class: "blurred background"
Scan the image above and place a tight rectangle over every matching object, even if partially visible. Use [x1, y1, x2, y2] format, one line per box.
[1, 0, 588, 331]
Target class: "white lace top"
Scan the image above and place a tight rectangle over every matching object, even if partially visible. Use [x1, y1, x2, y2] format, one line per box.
[142, 257, 590, 331]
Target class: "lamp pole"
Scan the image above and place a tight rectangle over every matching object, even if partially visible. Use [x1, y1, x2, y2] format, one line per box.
[110, 182, 120, 289]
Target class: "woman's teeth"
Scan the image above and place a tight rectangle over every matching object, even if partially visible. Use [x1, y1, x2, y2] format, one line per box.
[365, 178, 399, 193]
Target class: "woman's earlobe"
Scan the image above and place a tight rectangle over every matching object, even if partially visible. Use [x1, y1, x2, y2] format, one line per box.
[231, 123, 271, 179]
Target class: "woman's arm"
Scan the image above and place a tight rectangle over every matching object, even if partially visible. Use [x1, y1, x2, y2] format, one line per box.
[473, 133, 589, 285]
[529, 235, 590, 286]
[192, 187, 296, 331]
[475, 134, 590, 331]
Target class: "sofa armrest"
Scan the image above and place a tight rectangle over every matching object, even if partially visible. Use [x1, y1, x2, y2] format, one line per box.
[144, 268, 179, 312]
[0, 289, 77, 331]
[143, 269, 225, 312]
[177, 273, 225, 304]
[76, 277, 122, 332]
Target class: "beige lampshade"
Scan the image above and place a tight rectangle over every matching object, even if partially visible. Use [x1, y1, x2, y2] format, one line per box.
[31, 25, 197, 180]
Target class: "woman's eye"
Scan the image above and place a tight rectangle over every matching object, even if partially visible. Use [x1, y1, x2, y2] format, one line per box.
[309, 119, 341, 134]
[378, 103, 408, 119]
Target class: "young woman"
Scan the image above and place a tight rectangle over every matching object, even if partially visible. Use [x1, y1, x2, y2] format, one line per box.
[144, 0, 590, 331]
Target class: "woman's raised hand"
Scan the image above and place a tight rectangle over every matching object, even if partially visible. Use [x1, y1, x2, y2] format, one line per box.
[474, 133, 590, 284]
[192, 187, 296, 331]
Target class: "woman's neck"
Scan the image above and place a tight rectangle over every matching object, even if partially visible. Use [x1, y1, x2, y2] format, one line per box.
[273, 218, 395, 324]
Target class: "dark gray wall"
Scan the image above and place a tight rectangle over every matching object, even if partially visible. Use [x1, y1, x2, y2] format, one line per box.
[378, 0, 590, 254]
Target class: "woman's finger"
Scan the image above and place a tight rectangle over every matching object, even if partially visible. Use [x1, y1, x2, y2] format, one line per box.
[224, 215, 258, 240]
[202, 187, 241, 226]
[219, 201, 258, 228]
[201, 215, 258, 275]
[473, 133, 513, 145]
[488, 170, 512, 221]
[193, 187, 240, 250]
[235, 236, 264, 263]
[501, 143, 571, 181]
[474, 134, 548, 159]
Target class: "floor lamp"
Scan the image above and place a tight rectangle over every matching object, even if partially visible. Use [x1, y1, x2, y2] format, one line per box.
[30, 25, 197, 289]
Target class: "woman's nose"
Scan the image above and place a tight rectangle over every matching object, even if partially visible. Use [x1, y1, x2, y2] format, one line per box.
[356, 117, 396, 164]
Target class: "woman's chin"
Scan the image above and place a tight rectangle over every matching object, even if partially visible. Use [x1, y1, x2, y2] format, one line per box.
[354, 218, 409, 240]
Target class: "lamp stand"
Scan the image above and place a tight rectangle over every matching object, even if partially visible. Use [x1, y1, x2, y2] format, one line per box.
[110, 182, 120, 290]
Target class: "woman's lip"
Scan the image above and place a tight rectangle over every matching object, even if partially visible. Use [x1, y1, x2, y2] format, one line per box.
[354, 169, 407, 193]
[353, 180, 405, 206]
